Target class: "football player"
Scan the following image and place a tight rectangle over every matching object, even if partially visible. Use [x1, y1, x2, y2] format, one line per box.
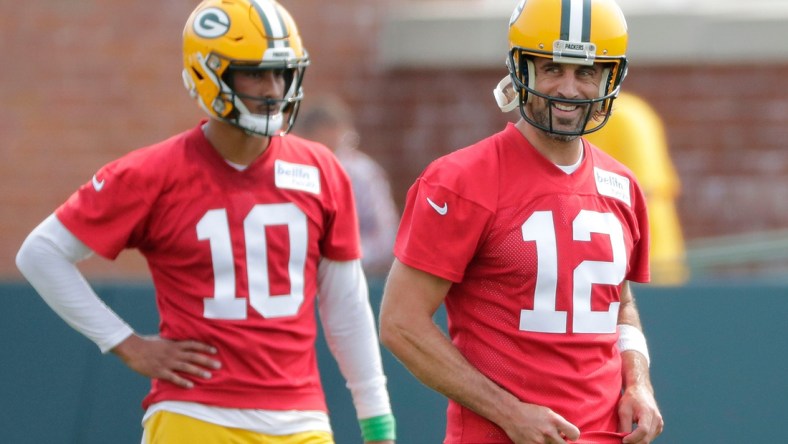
[16, 0, 395, 443]
[379, 0, 662, 443]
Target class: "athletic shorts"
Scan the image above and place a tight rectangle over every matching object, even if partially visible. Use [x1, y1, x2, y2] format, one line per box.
[142, 410, 335, 444]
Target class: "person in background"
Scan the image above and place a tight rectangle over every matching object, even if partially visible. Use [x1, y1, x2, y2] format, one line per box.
[379, 0, 662, 443]
[296, 95, 399, 278]
[15, 0, 396, 443]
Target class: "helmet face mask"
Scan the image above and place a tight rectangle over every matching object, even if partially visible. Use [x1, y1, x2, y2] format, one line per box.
[182, 0, 310, 137]
[508, 50, 626, 139]
[220, 62, 306, 136]
[500, 0, 628, 137]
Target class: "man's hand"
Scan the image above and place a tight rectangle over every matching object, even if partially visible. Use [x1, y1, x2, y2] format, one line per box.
[618, 383, 664, 444]
[111, 334, 221, 389]
[501, 403, 581, 444]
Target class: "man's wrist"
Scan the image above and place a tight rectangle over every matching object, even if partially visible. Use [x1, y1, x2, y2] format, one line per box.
[617, 324, 650, 367]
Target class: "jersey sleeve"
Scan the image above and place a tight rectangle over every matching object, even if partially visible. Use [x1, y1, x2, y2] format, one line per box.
[318, 153, 362, 261]
[394, 172, 493, 283]
[55, 158, 154, 260]
[626, 180, 651, 283]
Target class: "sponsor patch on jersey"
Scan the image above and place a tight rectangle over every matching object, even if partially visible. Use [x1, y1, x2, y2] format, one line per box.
[274, 159, 321, 194]
[594, 167, 630, 206]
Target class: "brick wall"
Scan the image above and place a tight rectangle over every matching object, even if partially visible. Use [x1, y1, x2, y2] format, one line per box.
[2, 0, 786, 278]
[625, 65, 788, 238]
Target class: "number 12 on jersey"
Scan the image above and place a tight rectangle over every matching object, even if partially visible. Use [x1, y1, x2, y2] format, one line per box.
[519, 210, 626, 335]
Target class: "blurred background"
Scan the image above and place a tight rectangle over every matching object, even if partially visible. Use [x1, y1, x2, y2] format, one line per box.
[1, 0, 787, 442]
[3, 0, 788, 282]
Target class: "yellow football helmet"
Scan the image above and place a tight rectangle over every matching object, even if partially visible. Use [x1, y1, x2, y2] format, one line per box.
[182, 0, 310, 136]
[495, 0, 628, 136]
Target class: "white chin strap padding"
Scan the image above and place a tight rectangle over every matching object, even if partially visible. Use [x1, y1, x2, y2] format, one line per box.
[526, 59, 536, 101]
[598, 67, 613, 113]
[493, 75, 519, 113]
[234, 97, 284, 136]
[599, 67, 611, 98]
[238, 112, 283, 136]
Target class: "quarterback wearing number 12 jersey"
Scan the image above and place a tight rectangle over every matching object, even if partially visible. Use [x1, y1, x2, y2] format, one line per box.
[394, 123, 650, 443]
[56, 122, 360, 412]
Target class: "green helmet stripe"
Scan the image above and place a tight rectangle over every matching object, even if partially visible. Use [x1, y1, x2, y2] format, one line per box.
[561, 0, 592, 43]
[250, 0, 290, 48]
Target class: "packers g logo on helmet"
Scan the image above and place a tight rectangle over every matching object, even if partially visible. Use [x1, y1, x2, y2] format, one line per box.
[182, 0, 310, 137]
[494, 0, 628, 137]
[193, 8, 231, 39]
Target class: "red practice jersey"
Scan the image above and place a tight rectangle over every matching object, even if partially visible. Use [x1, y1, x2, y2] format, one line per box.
[57, 122, 361, 412]
[395, 123, 650, 443]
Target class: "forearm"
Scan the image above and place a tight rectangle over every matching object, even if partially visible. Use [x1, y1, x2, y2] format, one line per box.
[617, 282, 653, 389]
[383, 314, 522, 425]
[379, 261, 522, 429]
[617, 282, 643, 328]
[15, 214, 134, 353]
[621, 349, 653, 391]
[317, 258, 395, 443]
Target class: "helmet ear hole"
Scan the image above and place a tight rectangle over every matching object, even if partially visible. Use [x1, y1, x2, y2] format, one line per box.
[190, 67, 204, 81]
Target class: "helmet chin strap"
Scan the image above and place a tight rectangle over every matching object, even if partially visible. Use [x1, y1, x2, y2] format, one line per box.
[493, 75, 519, 113]
[237, 112, 283, 137]
[233, 97, 284, 136]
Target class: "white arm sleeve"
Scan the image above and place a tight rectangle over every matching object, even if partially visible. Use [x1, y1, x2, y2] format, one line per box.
[317, 258, 392, 419]
[15, 214, 135, 353]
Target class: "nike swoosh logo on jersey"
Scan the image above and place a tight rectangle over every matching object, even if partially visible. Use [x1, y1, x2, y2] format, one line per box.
[92, 174, 106, 192]
[426, 197, 448, 215]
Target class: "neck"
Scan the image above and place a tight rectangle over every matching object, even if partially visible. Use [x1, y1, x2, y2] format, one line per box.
[203, 119, 271, 166]
[515, 119, 583, 166]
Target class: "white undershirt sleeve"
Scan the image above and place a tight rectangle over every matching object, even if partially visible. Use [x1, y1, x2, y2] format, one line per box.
[317, 258, 393, 420]
[15, 214, 135, 353]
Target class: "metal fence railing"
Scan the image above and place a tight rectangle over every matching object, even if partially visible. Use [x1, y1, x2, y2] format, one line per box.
[685, 228, 788, 283]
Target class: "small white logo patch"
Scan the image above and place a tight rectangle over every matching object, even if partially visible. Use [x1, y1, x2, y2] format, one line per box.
[275, 160, 321, 195]
[92, 174, 105, 192]
[426, 197, 448, 215]
[594, 167, 630, 206]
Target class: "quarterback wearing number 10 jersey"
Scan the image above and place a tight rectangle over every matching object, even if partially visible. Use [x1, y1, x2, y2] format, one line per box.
[394, 123, 650, 443]
[56, 121, 360, 412]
